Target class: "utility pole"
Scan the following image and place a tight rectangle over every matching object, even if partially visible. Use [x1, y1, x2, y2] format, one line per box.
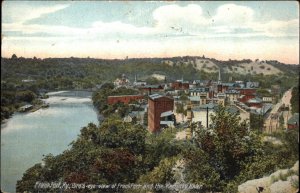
[206, 106, 209, 128]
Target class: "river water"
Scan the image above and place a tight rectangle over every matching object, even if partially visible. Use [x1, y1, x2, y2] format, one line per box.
[1, 91, 98, 193]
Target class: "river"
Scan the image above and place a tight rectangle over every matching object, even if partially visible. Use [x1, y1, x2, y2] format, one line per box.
[1, 91, 99, 193]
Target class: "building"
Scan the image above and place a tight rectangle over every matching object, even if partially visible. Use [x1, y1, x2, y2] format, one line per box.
[107, 95, 144, 105]
[216, 93, 226, 106]
[171, 80, 189, 90]
[189, 96, 201, 107]
[114, 74, 130, 87]
[148, 94, 174, 132]
[137, 85, 164, 95]
[238, 88, 256, 96]
[189, 87, 210, 97]
[225, 89, 240, 104]
[287, 113, 299, 130]
[192, 103, 218, 128]
[246, 97, 263, 108]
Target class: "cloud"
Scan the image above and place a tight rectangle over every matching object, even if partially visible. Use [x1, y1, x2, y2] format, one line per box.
[153, 4, 209, 31]
[3, 2, 69, 24]
[2, 3, 298, 39]
[2, 3, 299, 64]
[213, 4, 254, 25]
[251, 19, 299, 37]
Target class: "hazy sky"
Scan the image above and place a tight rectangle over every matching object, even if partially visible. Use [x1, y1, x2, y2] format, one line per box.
[2, 1, 299, 64]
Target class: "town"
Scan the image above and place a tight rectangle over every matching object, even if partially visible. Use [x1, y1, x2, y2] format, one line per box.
[108, 71, 298, 135]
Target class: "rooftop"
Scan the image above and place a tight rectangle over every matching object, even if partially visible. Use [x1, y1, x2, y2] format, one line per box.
[225, 89, 240, 94]
[247, 97, 263, 103]
[149, 93, 162, 100]
[160, 110, 174, 117]
[192, 103, 218, 111]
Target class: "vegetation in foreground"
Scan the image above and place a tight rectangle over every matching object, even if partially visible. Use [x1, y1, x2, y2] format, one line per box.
[16, 106, 299, 193]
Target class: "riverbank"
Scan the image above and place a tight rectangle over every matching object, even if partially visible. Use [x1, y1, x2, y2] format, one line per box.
[1, 90, 99, 193]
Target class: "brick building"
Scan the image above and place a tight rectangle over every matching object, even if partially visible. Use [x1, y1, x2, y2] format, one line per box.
[171, 81, 189, 90]
[148, 94, 174, 132]
[238, 88, 256, 96]
[107, 95, 144, 105]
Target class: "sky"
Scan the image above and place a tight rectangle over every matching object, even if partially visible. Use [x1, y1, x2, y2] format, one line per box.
[2, 1, 299, 64]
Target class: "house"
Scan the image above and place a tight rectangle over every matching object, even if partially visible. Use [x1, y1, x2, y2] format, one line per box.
[148, 94, 174, 132]
[113, 74, 130, 87]
[225, 89, 240, 104]
[107, 95, 144, 105]
[192, 103, 218, 128]
[287, 113, 299, 130]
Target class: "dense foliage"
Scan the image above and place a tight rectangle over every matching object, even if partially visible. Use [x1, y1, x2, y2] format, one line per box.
[1, 82, 39, 121]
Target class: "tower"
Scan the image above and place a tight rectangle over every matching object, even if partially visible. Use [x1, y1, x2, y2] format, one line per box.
[218, 68, 222, 84]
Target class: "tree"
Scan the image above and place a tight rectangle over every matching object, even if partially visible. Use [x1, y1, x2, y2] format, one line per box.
[11, 54, 18, 59]
[250, 113, 264, 132]
[290, 86, 299, 114]
[184, 105, 263, 191]
[138, 156, 177, 185]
